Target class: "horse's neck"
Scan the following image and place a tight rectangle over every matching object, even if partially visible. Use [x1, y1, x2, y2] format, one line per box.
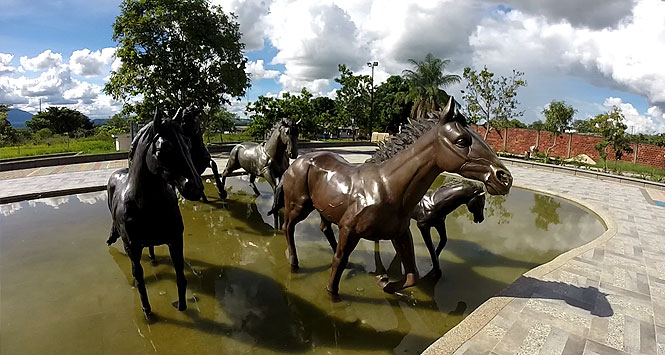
[431, 186, 468, 214]
[377, 129, 442, 211]
[127, 141, 169, 205]
[264, 128, 284, 158]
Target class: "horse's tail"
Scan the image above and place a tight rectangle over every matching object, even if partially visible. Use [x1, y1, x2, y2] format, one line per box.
[268, 179, 284, 216]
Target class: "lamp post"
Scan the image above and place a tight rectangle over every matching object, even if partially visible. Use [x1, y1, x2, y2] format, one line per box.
[367, 61, 378, 138]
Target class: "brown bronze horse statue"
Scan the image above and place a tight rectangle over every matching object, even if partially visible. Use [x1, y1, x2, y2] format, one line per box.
[280, 97, 512, 296]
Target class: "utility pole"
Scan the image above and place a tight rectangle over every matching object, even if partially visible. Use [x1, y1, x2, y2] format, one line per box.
[366, 61, 378, 137]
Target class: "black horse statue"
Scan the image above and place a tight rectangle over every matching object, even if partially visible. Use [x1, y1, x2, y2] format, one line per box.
[106, 110, 204, 316]
[411, 183, 486, 275]
[218, 118, 299, 199]
[179, 106, 225, 201]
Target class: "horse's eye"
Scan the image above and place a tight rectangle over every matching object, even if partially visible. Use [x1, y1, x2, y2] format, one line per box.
[455, 137, 470, 148]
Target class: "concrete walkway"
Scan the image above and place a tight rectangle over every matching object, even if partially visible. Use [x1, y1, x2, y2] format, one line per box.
[1, 146, 665, 354]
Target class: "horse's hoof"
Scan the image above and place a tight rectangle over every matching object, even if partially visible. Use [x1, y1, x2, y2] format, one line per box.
[326, 286, 341, 301]
[172, 300, 187, 311]
[219, 190, 227, 199]
[290, 264, 300, 272]
[142, 307, 152, 318]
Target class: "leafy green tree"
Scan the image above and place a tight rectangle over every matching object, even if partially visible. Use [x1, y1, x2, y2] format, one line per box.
[462, 66, 527, 139]
[246, 89, 318, 139]
[528, 120, 545, 131]
[589, 106, 633, 171]
[402, 53, 460, 119]
[26, 107, 93, 135]
[0, 104, 18, 145]
[334, 64, 372, 140]
[104, 0, 250, 121]
[571, 119, 593, 133]
[204, 107, 236, 143]
[505, 119, 527, 129]
[311, 96, 338, 134]
[373, 75, 411, 133]
[246, 95, 282, 139]
[542, 100, 576, 156]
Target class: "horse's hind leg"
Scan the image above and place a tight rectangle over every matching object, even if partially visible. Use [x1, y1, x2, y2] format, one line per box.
[249, 175, 261, 196]
[168, 240, 188, 311]
[209, 159, 225, 199]
[326, 228, 360, 296]
[148, 246, 156, 262]
[126, 244, 151, 315]
[319, 216, 337, 252]
[283, 200, 314, 269]
[418, 223, 441, 276]
[219, 150, 240, 199]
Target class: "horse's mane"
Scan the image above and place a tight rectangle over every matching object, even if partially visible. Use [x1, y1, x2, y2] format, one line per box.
[128, 122, 155, 165]
[366, 103, 468, 164]
[366, 118, 438, 164]
[263, 120, 285, 143]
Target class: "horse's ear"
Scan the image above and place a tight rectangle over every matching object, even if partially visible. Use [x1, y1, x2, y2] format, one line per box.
[172, 107, 183, 123]
[438, 96, 457, 124]
[153, 109, 162, 131]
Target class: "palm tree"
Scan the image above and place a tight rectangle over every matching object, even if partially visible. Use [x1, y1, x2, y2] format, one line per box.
[402, 53, 461, 119]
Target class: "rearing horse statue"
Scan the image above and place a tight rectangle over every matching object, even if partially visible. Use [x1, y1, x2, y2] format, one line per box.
[280, 97, 512, 296]
[218, 118, 299, 198]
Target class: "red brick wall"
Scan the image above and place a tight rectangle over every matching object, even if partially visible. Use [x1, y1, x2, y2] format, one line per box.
[470, 125, 665, 169]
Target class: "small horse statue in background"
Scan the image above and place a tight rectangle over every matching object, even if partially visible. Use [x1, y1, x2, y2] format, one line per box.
[279, 97, 512, 297]
[179, 105, 226, 201]
[411, 183, 486, 276]
[218, 117, 299, 198]
[107, 110, 204, 316]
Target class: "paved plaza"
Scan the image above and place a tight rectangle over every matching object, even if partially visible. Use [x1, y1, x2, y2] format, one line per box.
[1, 146, 665, 354]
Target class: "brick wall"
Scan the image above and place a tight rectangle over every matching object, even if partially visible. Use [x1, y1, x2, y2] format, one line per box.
[471, 125, 665, 169]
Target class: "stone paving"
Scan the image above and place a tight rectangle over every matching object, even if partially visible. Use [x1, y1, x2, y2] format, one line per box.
[1, 146, 665, 354]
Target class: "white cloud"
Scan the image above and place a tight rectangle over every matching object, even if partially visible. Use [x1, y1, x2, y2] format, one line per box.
[63, 80, 102, 104]
[69, 48, 116, 77]
[603, 97, 665, 134]
[469, 0, 665, 108]
[246, 59, 280, 80]
[213, 0, 273, 51]
[0, 53, 15, 75]
[19, 50, 63, 71]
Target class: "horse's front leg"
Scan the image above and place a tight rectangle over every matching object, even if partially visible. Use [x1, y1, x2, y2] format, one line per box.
[249, 175, 261, 196]
[126, 243, 151, 316]
[168, 240, 188, 311]
[379, 230, 419, 294]
[319, 215, 338, 252]
[209, 159, 225, 200]
[418, 222, 441, 276]
[326, 227, 360, 297]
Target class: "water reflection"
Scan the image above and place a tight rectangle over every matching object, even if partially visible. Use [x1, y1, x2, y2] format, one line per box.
[531, 194, 562, 231]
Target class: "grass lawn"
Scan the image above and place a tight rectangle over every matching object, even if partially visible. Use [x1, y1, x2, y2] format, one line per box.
[0, 138, 117, 159]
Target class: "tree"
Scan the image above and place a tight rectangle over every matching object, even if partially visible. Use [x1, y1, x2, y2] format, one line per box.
[246, 89, 318, 139]
[505, 119, 527, 129]
[402, 53, 460, 119]
[589, 106, 633, 171]
[542, 100, 576, 156]
[528, 120, 545, 131]
[311, 96, 338, 134]
[26, 107, 93, 135]
[571, 119, 593, 133]
[0, 104, 18, 145]
[205, 107, 236, 143]
[104, 0, 250, 121]
[373, 75, 411, 133]
[334, 64, 372, 140]
[462, 66, 527, 139]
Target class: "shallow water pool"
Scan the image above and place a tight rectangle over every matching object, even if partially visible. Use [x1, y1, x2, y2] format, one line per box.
[0, 176, 605, 354]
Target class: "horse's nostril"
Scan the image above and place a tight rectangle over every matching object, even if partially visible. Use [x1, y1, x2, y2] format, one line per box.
[496, 169, 512, 186]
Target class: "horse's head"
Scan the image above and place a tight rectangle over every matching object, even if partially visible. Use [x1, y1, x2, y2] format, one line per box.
[431, 97, 512, 195]
[146, 110, 204, 201]
[279, 117, 300, 159]
[180, 105, 203, 138]
[466, 188, 486, 223]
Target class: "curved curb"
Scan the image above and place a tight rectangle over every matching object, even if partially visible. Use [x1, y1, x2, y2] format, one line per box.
[422, 182, 618, 355]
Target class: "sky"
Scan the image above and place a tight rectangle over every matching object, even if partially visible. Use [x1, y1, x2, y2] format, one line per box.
[1, 0, 665, 134]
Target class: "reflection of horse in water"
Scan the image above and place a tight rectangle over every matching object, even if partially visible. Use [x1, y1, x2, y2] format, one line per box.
[218, 118, 299, 199]
[107, 110, 203, 316]
[278, 97, 513, 296]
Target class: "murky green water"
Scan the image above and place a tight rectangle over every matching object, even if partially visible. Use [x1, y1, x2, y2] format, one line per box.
[0, 176, 605, 355]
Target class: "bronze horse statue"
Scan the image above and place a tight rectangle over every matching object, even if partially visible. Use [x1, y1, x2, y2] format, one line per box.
[107, 110, 204, 316]
[218, 118, 299, 199]
[279, 97, 512, 296]
[180, 106, 226, 201]
[411, 183, 486, 276]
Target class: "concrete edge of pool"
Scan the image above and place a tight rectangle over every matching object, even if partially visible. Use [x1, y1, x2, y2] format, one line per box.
[422, 182, 618, 355]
